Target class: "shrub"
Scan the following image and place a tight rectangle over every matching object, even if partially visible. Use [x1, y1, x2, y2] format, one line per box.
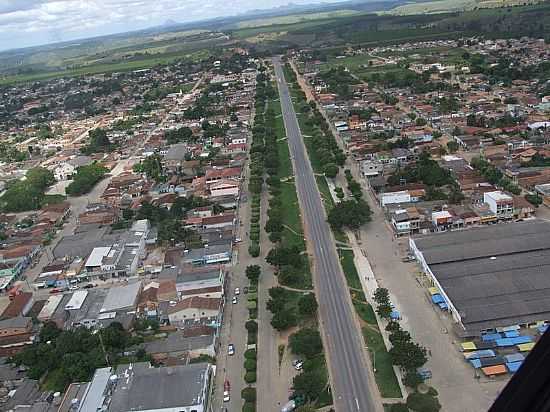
[248, 244, 260, 257]
[244, 371, 257, 384]
[245, 320, 258, 333]
[244, 349, 257, 360]
[241, 387, 256, 402]
[247, 333, 257, 345]
[249, 232, 260, 241]
[244, 358, 257, 372]
[406, 392, 441, 412]
[390, 404, 409, 412]
[243, 402, 256, 412]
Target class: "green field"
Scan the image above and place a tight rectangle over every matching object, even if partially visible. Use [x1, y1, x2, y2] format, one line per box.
[351, 300, 402, 399]
[339, 249, 362, 290]
[234, 10, 361, 29]
[0, 49, 212, 85]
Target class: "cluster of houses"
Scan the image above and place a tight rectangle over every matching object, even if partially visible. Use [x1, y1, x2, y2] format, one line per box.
[0, 51, 256, 411]
[298, 36, 550, 236]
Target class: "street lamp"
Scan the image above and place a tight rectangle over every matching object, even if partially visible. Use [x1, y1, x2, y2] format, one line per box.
[366, 346, 376, 373]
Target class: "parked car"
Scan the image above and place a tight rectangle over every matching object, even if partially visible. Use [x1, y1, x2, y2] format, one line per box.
[69, 285, 79, 290]
[49, 288, 62, 294]
[223, 391, 230, 402]
[293, 360, 303, 371]
[83, 283, 96, 289]
[234, 287, 240, 296]
[232, 297, 238, 304]
[228, 344, 235, 356]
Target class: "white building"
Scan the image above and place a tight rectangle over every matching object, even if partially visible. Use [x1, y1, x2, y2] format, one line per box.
[381, 190, 411, 206]
[484, 191, 514, 219]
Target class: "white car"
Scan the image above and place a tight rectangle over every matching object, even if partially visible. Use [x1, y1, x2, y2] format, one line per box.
[228, 344, 235, 356]
[223, 391, 230, 402]
[69, 285, 79, 290]
[232, 297, 238, 304]
[293, 360, 303, 371]
[234, 287, 240, 296]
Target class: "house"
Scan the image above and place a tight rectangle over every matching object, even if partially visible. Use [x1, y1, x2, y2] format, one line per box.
[361, 160, 384, 177]
[0, 293, 33, 320]
[209, 180, 239, 198]
[167, 296, 222, 326]
[431, 210, 454, 228]
[143, 326, 217, 361]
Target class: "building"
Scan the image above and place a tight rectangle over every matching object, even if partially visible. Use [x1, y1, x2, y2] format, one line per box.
[75, 362, 213, 412]
[484, 191, 514, 219]
[409, 221, 550, 336]
[0, 317, 32, 337]
[167, 297, 222, 327]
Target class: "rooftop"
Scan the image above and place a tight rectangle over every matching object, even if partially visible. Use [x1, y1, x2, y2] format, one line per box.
[413, 221, 550, 333]
[108, 362, 211, 412]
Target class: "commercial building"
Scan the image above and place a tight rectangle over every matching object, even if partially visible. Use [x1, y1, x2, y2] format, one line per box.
[483, 191, 514, 219]
[75, 362, 213, 412]
[410, 221, 550, 336]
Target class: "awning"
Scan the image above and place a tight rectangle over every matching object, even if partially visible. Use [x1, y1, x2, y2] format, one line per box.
[428, 287, 439, 295]
[506, 361, 523, 373]
[482, 365, 507, 376]
[461, 341, 477, 351]
[517, 342, 536, 352]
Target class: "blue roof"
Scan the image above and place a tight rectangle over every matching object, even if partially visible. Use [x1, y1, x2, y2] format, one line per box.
[438, 302, 448, 310]
[431, 294, 444, 304]
[504, 330, 520, 338]
[390, 311, 400, 320]
[482, 333, 502, 342]
[465, 349, 495, 360]
[469, 359, 481, 369]
[504, 353, 525, 363]
[506, 361, 523, 373]
[495, 336, 533, 347]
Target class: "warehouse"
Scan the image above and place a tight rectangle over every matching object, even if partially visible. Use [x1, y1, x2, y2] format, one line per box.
[410, 221, 550, 336]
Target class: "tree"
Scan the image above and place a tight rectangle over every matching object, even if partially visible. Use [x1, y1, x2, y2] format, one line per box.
[241, 387, 256, 402]
[26, 167, 55, 189]
[289, 328, 323, 359]
[406, 392, 441, 412]
[245, 320, 258, 333]
[271, 309, 297, 331]
[246, 265, 261, 282]
[403, 370, 423, 389]
[327, 200, 371, 230]
[66, 164, 108, 196]
[323, 163, 339, 178]
[390, 341, 428, 370]
[389, 328, 411, 346]
[447, 141, 459, 153]
[377, 303, 393, 319]
[266, 246, 303, 268]
[293, 370, 326, 401]
[373, 288, 390, 306]
[525, 193, 543, 207]
[138, 154, 164, 181]
[158, 219, 198, 245]
[298, 293, 318, 317]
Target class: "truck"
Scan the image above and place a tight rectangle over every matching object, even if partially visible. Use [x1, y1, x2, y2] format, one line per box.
[281, 400, 296, 412]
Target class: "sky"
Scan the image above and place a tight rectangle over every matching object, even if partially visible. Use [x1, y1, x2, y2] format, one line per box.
[0, 0, 344, 52]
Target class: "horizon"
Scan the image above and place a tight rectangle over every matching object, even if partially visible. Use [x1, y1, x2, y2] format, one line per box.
[0, 0, 348, 53]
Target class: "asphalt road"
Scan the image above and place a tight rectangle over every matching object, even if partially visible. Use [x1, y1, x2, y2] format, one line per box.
[272, 57, 378, 412]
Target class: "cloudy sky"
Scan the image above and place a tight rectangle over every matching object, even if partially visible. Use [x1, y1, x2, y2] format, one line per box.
[0, 0, 344, 51]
